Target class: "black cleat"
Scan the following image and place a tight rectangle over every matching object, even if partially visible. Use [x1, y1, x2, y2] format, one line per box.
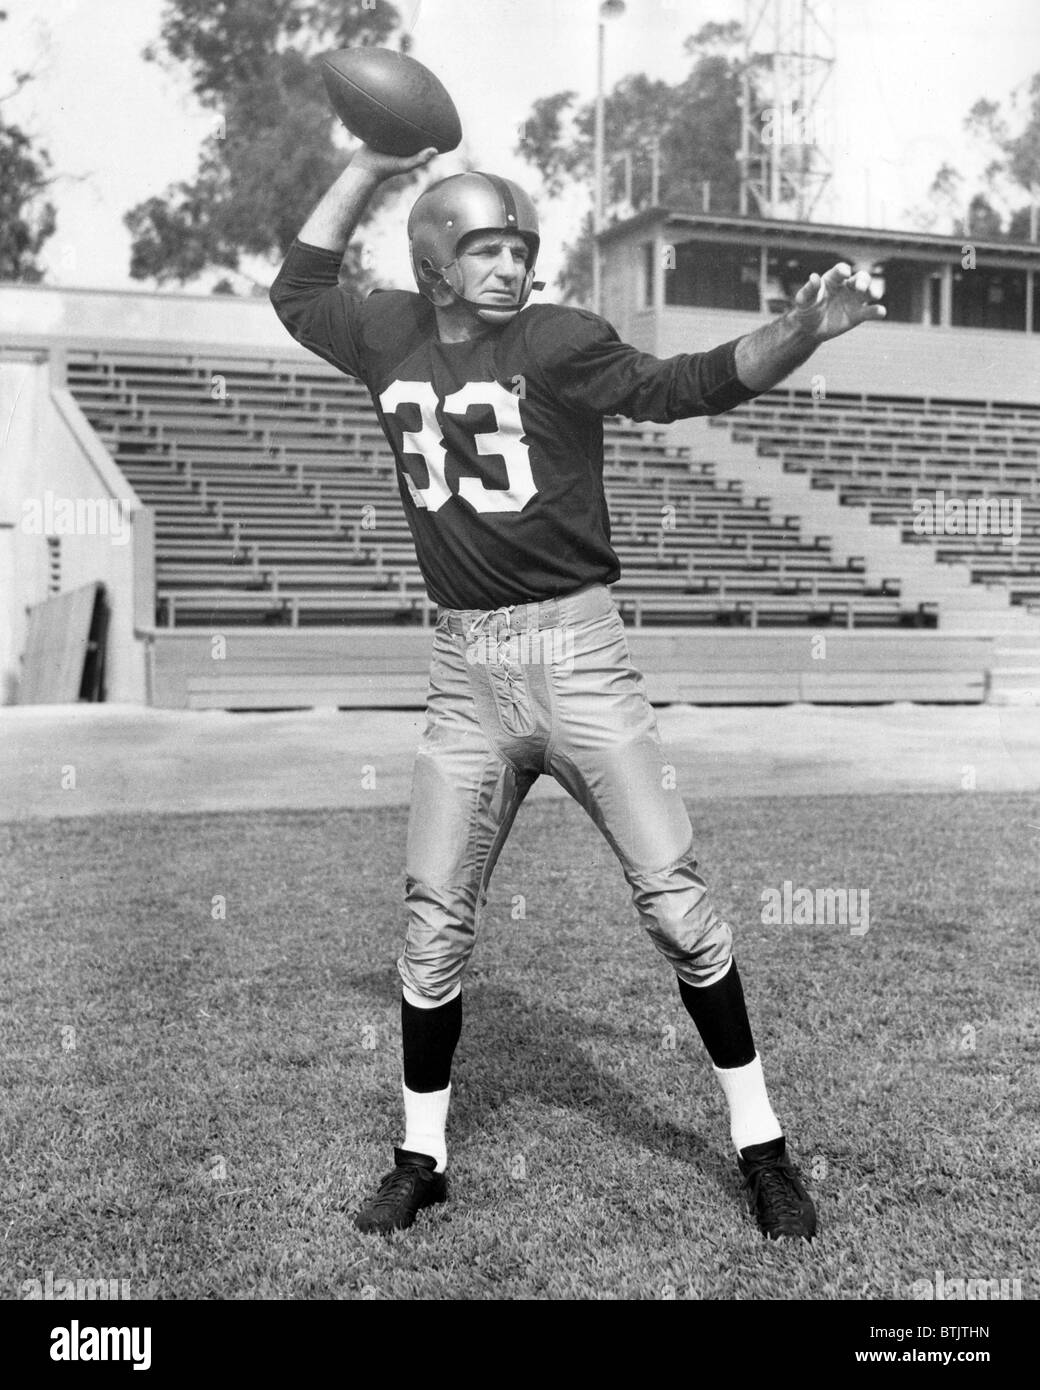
[354, 1148, 448, 1235]
[738, 1137, 817, 1241]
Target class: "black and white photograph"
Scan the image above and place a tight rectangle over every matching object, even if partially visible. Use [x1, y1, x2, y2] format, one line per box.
[0, 0, 1037, 1345]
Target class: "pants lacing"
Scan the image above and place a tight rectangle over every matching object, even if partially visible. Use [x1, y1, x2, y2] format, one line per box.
[466, 607, 531, 736]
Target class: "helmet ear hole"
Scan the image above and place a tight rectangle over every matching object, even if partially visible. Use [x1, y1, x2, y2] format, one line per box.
[416, 256, 456, 308]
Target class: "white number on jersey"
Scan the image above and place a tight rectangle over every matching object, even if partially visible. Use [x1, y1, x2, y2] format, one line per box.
[377, 380, 452, 512]
[378, 380, 536, 514]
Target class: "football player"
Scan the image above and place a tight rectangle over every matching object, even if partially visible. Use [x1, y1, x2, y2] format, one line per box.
[270, 143, 884, 1242]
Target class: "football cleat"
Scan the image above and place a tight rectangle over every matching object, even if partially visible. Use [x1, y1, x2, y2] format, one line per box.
[354, 1147, 448, 1235]
[737, 1137, 817, 1241]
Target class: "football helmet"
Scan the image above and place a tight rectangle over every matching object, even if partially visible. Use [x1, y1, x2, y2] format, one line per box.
[407, 171, 541, 323]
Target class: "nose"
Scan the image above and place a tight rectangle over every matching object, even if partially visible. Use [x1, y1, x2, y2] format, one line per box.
[494, 249, 520, 280]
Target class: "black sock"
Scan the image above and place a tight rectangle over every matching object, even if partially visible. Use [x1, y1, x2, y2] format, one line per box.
[678, 960, 756, 1069]
[401, 991, 462, 1092]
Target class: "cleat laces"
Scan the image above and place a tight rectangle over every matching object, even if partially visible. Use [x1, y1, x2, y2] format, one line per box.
[742, 1153, 809, 1230]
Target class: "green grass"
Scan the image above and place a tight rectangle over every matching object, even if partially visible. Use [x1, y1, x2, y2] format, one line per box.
[1, 792, 1037, 1300]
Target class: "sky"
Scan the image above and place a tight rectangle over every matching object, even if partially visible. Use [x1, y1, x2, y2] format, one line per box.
[2, 0, 1039, 292]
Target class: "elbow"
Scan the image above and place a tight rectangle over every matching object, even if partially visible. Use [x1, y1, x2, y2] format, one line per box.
[268, 265, 289, 313]
[268, 276, 300, 335]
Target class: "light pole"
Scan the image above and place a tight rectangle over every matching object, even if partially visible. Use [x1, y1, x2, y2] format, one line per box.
[593, 0, 625, 315]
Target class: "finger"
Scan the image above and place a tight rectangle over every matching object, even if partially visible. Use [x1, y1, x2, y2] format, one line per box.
[850, 269, 872, 295]
[794, 271, 823, 308]
[821, 262, 852, 290]
[395, 147, 438, 173]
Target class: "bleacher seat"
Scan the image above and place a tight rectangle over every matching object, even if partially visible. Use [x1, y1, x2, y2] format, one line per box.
[711, 389, 1040, 607]
[67, 352, 949, 631]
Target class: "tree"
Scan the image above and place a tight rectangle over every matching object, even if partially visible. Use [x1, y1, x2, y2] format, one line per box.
[0, 10, 57, 282]
[919, 75, 1040, 240]
[516, 21, 749, 303]
[125, 0, 413, 292]
[911, 161, 965, 236]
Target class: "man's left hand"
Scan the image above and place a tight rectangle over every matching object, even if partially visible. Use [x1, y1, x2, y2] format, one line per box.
[789, 263, 886, 342]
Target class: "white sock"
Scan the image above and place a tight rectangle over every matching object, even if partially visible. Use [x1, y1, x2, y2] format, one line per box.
[713, 1053, 783, 1154]
[402, 1082, 451, 1173]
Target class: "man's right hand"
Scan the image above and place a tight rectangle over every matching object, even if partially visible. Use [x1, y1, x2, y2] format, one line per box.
[297, 144, 439, 252]
[351, 143, 439, 183]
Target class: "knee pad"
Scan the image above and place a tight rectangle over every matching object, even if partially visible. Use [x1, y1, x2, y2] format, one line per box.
[626, 851, 733, 986]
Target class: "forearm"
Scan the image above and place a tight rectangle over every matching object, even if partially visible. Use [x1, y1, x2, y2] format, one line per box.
[297, 158, 382, 253]
[734, 311, 819, 393]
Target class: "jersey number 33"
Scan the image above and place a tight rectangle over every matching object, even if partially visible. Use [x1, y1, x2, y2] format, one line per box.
[378, 380, 537, 514]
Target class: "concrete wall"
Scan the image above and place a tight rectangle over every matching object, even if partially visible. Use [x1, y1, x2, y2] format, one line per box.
[0, 359, 153, 704]
[150, 627, 993, 709]
[0, 280, 294, 351]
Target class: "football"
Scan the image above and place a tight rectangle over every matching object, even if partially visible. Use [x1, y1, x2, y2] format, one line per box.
[319, 47, 462, 157]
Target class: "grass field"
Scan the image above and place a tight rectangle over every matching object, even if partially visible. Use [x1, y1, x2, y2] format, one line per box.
[2, 791, 1037, 1301]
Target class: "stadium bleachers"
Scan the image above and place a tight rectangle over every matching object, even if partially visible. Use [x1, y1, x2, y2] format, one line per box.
[712, 389, 1040, 620]
[66, 349, 934, 631]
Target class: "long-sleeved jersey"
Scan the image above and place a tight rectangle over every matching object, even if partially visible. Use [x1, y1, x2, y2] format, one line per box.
[270, 239, 757, 609]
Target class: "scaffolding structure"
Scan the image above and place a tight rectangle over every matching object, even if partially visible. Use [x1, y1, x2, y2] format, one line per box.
[739, 0, 836, 221]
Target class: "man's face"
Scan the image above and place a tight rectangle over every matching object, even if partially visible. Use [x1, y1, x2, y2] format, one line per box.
[450, 231, 530, 308]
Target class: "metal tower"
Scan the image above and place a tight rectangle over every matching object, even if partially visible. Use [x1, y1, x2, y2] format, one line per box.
[738, 0, 836, 221]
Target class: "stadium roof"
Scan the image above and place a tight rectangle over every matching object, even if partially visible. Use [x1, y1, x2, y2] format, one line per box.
[599, 209, 1040, 264]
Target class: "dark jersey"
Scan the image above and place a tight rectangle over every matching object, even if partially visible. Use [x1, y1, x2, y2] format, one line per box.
[270, 239, 757, 610]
